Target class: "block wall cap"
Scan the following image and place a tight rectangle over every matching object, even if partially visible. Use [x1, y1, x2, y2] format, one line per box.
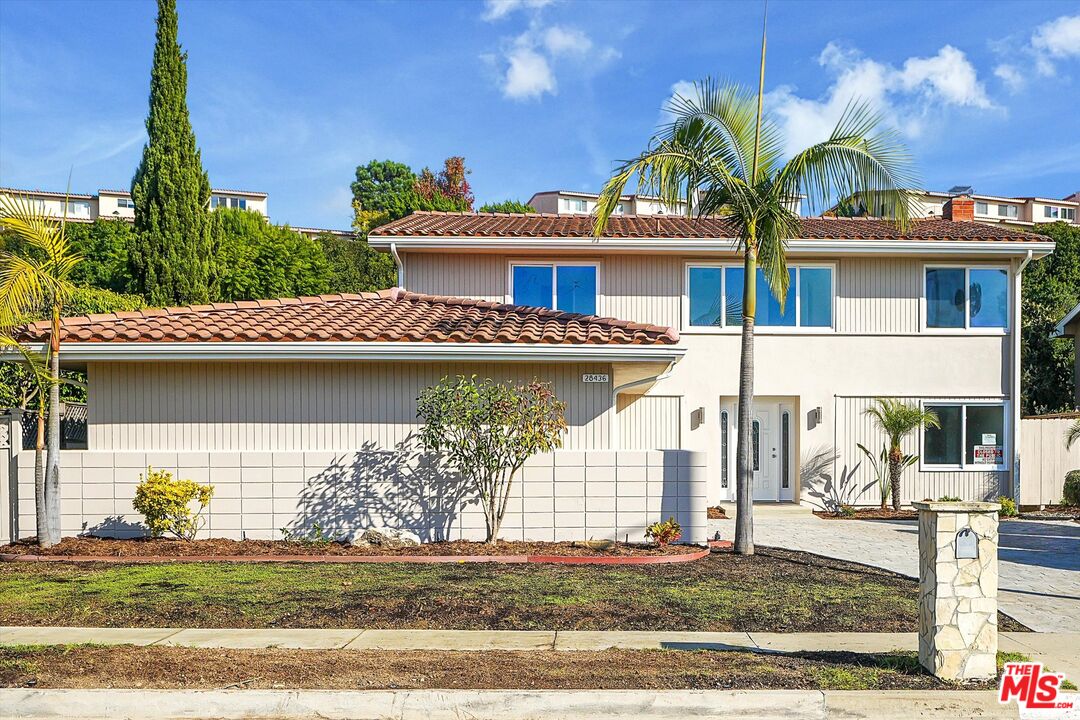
[912, 501, 1002, 513]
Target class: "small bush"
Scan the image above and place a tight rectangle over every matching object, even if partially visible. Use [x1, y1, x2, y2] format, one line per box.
[645, 517, 682, 546]
[838, 504, 856, 517]
[938, 495, 962, 502]
[132, 467, 214, 541]
[1064, 471, 1080, 506]
[997, 495, 1018, 517]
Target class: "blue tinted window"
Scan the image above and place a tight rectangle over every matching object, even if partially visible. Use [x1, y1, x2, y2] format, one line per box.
[513, 265, 553, 308]
[926, 268, 965, 328]
[724, 267, 744, 326]
[556, 265, 596, 315]
[688, 267, 723, 326]
[756, 267, 796, 326]
[969, 269, 1007, 328]
[799, 267, 832, 327]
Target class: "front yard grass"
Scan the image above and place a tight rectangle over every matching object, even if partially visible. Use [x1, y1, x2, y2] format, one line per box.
[0, 645, 1025, 691]
[0, 548, 1028, 632]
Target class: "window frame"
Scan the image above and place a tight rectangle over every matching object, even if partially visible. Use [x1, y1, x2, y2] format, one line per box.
[920, 263, 1011, 335]
[974, 201, 988, 215]
[919, 400, 1010, 472]
[997, 204, 1018, 218]
[681, 261, 837, 334]
[506, 259, 602, 315]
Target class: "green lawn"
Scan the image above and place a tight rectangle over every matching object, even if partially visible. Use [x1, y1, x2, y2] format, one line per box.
[0, 550, 1028, 632]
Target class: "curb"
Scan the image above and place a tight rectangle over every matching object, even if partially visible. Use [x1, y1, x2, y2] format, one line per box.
[0, 547, 715, 566]
[0, 688, 1019, 720]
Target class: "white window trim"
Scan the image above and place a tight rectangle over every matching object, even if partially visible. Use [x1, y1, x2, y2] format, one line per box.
[681, 261, 837, 334]
[506, 259, 602, 315]
[919, 399, 1010, 472]
[920, 263, 1011, 335]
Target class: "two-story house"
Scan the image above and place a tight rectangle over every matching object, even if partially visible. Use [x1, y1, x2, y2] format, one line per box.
[1, 202, 1055, 546]
[855, 186, 1078, 229]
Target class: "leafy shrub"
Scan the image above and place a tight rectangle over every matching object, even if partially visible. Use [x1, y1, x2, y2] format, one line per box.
[838, 504, 856, 517]
[938, 495, 962, 502]
[645, 517, 682, 546]
[132, 467, 214, 540]
[997, 495, 1018, 517]
[1064, 471, 1080, 506]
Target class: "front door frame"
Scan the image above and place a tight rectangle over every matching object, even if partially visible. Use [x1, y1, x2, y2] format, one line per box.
[719, 397, 797, 503]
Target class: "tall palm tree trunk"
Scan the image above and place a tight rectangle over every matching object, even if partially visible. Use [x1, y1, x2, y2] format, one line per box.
[735, 246, 757, 555]
[42, 314, 61, 547]
[34, 405, 47, 545]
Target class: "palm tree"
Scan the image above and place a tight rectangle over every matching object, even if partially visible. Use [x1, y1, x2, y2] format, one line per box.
[593, 81, 916, 553]
[864, 399, 939, 511]
[1066, 419, 1080, 450]
[0, 193, 81, 547]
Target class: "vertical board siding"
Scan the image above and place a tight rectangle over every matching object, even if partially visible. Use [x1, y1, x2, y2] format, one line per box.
[404, 253, 506, 302]
[89, 361, 611, 452]
[1020, 418, 1080, 505]
[824, 395, 1008, 507]
[836, 258, 921, 335]
[617, 395, 681, 449]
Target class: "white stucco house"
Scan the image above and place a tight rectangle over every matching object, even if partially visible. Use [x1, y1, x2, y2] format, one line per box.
[0, 205, 1054, 545]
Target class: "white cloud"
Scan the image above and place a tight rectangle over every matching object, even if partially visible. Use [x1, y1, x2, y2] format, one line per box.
[1032, 14, 1080, 59]
[991, 14, 1080, 89]
[482, 0, 553, 22]
[542, 26, 592, 56]
[993, 63, 1024, 92]
[767, 42, 993, 156]
[503, 46, 556, 100]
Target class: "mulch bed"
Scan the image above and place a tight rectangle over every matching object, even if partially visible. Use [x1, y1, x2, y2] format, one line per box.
[707, 506, 728, 519]
[1, 537, 701, 559]
[1018, 505, 1080, 520]
[814, 509, 918, 521]
[0, 646, 1000, 691]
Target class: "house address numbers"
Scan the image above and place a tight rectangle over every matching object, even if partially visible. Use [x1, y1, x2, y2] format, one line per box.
[582, 373, 610, 383]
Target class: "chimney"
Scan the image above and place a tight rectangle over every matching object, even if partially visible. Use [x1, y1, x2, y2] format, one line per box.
[943, 194, 974, 222]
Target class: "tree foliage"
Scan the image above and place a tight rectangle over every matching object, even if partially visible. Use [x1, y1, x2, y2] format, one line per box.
[478, 199, 536, 213]
[65, 220, 135, 293]
[417, 376, 567, 543]
[1022, 221, 1080, 414]
[863, 398, 939, 511]
[351, 157, 474, 233]
[314, 232, 396, 294]
[129, 0, 213, 306]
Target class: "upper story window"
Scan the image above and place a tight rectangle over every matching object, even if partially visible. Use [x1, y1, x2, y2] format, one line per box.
[924, 266, 1008, 331]
[685, 263, 833, 331]
[511, 262, 597, 315]
[66, 201, 90, 216]
[1066, 208, 1077, 221]
[922, 402, 1007, 471]
[998, 204, 1018, 218]
[1045, 206, 1061, 219]
[211, 195, 247, 210]
[560, 198, 588, 213]
[116, 198, 135, 209]
[975, 201, 988, 215]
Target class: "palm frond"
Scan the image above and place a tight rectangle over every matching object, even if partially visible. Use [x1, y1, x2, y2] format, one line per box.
[776, 100, 918, 228]
[864, 398, 940, 449]
[1066, 419, 1080, 450]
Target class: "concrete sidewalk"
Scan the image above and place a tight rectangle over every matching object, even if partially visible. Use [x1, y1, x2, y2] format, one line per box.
[4, 687, 1063, 720]
[3, 626, 1078, 677]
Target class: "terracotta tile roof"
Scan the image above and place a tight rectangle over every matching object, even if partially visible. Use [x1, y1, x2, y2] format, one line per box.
[369, 211, 1042, 242]
[16, 288, 678, 346]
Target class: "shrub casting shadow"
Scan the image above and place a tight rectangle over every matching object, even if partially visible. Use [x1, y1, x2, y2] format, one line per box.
[800, 445, 875, 512]
[83, 515, 147, 539]
[286, 436, 476, 543]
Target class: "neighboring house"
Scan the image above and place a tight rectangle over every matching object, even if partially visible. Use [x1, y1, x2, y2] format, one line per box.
[528, 190, 690, 216]
[0, 210, 1056, 545]
[1053, 302, 1080, 407]
[848, 186, 1078, 228]
[0, 186, 350, 239]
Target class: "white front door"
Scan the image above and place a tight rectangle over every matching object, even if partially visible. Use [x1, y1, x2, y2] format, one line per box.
[751, 405, 779, 501]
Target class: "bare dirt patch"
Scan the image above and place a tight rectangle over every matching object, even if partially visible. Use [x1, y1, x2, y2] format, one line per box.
[0, 645, 1003, 691]
[2, 537, 699, 558]
[707, 506, 728, 519]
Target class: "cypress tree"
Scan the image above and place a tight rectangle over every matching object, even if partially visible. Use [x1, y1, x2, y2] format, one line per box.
[130, 0, 212, 305]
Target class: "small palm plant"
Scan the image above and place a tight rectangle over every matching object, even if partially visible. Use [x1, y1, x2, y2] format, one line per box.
[1066, 419, 1080, 450]
[857, 442, 918, 509]
[0, 193, 81, 547]
[863, 399, 939, 512]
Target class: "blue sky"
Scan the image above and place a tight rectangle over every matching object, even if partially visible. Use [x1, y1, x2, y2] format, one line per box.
[1, 0, 1078, 230]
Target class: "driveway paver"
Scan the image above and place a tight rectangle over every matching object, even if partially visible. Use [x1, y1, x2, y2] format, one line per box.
[746, 515, 1080, 633]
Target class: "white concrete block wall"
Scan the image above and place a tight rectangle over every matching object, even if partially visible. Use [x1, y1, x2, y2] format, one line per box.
[13, 449, 708, 545]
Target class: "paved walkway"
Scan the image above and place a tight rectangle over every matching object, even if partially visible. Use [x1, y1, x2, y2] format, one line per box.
[733, 514, 1080, 634]
[4, 626, 1078, 679]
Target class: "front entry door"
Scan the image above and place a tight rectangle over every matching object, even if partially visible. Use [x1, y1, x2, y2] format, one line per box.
[751, 404, 779, 501]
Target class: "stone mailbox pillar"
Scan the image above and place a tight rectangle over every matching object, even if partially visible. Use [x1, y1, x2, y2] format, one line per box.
[914, 501, 1000, 681]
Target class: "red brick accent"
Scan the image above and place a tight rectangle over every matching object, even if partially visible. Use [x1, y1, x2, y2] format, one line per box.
[944, 195, 975, 222]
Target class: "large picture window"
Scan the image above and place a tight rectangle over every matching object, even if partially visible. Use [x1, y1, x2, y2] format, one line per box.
[923, 402, 1007, 470]
[925, 266, 1008, 330]
[686, 264, 833, 330]
[511, 262, 597, 315]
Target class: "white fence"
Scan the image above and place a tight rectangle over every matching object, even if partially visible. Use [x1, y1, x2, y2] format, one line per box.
[1020, 416, 1080, 506]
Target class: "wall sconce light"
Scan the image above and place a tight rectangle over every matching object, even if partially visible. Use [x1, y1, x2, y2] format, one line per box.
[808, 406, 822, 429]
[691, 407, 705, 431]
